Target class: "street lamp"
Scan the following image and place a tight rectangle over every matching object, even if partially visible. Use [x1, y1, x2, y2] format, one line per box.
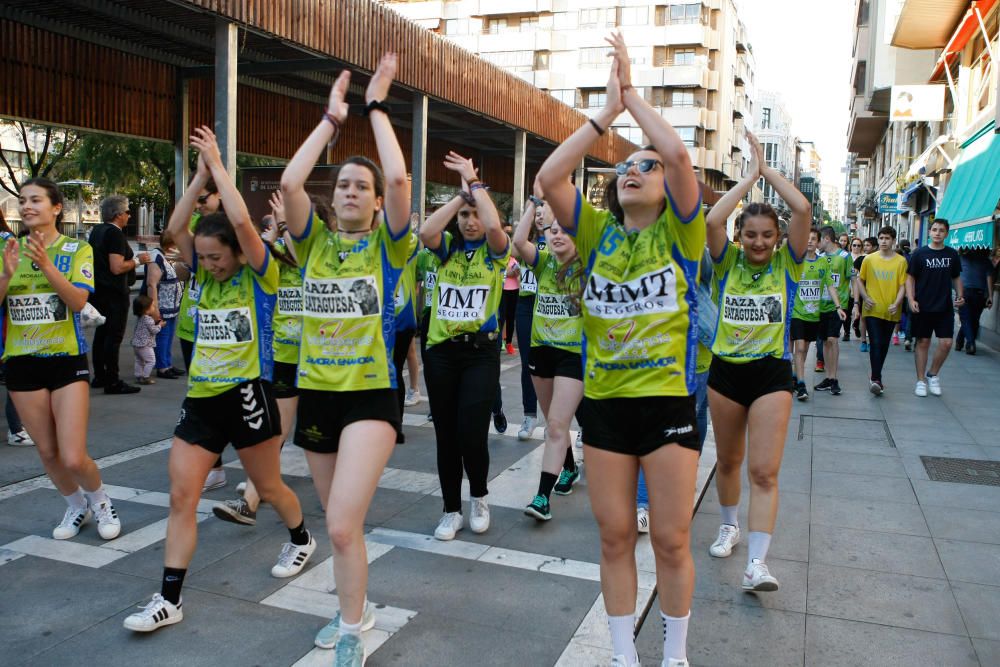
[57, 180, 95, 239]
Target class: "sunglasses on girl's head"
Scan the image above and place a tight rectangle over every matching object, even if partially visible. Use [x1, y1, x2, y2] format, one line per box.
[614, 159, 663, 176]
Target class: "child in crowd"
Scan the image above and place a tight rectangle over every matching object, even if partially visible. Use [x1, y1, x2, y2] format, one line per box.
[131, 294, 162, 385]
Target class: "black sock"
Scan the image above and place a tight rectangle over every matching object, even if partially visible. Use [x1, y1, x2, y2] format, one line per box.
[563, 447, 577, 473]
[538, 472, 558, 499]
[289, 521, 310, 546]
[161, 567, 187, 605]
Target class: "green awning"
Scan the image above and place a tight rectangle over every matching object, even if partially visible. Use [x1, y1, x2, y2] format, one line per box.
[946, 219, 995, 249]
[936, 121, 1000, 225]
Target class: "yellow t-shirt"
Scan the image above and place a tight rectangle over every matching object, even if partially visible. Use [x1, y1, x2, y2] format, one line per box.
[858, 252, 909, 322]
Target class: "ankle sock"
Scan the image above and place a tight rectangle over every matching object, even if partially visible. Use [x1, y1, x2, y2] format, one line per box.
[747, 531, 772, 565]
[63, 488, 87, 510]
[339, 617, 362, 637]
[607, 613, 637, 663]
[161, 567, 187, 605]
[660, 610, 690, 662]
[720, 504, 739, 528]
[538, 472, 558, 500]
[84, 486, 110, 508]
[288, 521, 310, 546]
[563, 447, 577, 472]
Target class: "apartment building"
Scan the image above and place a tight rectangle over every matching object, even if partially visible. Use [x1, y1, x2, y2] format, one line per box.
[385, 0, 757, 193]
[755, 89, 796, 210]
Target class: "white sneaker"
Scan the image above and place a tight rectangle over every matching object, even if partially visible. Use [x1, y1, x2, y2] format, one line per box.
[271, 535, 317, 578]
[314, 599, 377, 649]
[518, 416, 536, 441]
[662, 659, 689, 667]
[7, 429, 35, 446]
[92, 500, 122, 540]
[202, 468, 227, 492]
[470, 496, 490, 534]
[53, 506, 91, 540]
[434, 512, 463, 541]
[403, 388, 421, 407]
[915, 380, 928, 397]
[927, 375, 942, 396]
[742, 558, 779, 591]
[574, 430, 583, 449]
[610, 655, 640, 667]
[709, 524, 741, 558]
[123, 593, 184, 632]
[636, 507, 650, 534]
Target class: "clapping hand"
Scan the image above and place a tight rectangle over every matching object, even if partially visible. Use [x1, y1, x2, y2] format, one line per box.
[2, 237, 18, 280]
[366, 53, 398, 104]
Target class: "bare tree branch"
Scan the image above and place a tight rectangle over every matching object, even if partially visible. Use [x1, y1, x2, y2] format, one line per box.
[0, 148, 22, 197]
[41, 129, 79, 178]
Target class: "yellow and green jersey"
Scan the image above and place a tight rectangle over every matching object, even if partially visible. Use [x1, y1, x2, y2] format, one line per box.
[570, 190, 705, 399]
[820, 248, 852, 312]
[393, 233, 420, 332]
[188, 253, 279, 397]
[2, 235, 95, 359]
[426, 231, 510, 347]
[711, 243, 804, 363]
[518, 240, 545, 298]
[272, 240, 303, 365]
[292, 211, 413, 391]
[791, 256, 824, 322]
[176, 214, 201, 343]
[529, 248, 582, 352]
[416, 248, 440, 317]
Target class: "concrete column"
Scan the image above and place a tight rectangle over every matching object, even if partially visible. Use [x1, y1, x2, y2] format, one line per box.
[214, 18, 238, 177]
[410, 94, 428, 224]
[512, 130, 527, 221]
[174, 77, 190, 202]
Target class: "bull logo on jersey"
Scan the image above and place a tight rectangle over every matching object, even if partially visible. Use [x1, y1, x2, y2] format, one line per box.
[303, 276, 380, 318]
[722, 294, 783, 325]
[7, 293, 68, 324]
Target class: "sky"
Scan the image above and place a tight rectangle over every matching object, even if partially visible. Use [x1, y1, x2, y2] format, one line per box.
[736, 0, 856, 192]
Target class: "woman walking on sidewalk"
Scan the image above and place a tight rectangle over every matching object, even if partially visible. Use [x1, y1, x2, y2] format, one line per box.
[538, 32, 704, 667]
[280, 55, 414, 666]
[704, 131, 811, 594]
[1, 177, 122, 541]
[420, 151, 510, 543]
[124, 127, 314, 634]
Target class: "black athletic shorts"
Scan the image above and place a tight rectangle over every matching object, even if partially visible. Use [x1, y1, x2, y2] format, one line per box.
[789, 318, 820, 342]
[578, 394, 700, 455]
[294, 387, 400, 454]
[528, 345, 583, 380]
[175, 378, 281, 454]
[271, 361, 299, 399]
[819, 310, 844, 339]
[708, 355, 794, 408]
[910, 311, 955, 339]
[5, 354, 90, 392]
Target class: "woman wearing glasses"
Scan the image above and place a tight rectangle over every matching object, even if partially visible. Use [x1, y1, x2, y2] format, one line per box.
[538, 32, 703, 667]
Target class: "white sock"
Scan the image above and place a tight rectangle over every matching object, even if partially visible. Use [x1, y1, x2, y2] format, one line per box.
[660, 610, 690, 662]
[63, 488, 87, 510]
[84, 486, 111, 508]
[720, 504, 739, 528]
[748, 531, 772, 565]
[608, 613, 637, 663]
[338, 617, 363, 637]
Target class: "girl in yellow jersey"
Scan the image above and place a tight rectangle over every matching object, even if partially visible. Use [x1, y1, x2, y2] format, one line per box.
[705, 132, 812, 594]
[538, 33, 703, 667]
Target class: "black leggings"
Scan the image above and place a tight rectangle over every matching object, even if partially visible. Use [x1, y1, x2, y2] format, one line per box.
[865, 316, 894, 382]
[393, 327, 417, 433]
[424, 339, 500, 513]
[499, 289, 518, 345]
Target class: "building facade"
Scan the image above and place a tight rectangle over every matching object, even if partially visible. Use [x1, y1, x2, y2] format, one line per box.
[385, 0, 758, 193]
[755, 89, 796, 210]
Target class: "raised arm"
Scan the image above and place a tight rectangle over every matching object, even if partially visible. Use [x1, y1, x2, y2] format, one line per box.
[512, 196, 539, 268]
[420, 196, 463, 251]
[190, 126, 268, 274]
[280, 70, 351, 237]
[607, 31, 699, 217]
[166, 159, 209, 266]
[754, 133, 810, 260]
[445, 152, 507, 255]
[707, 139, 758, 259]
[365, 53, 410, 238]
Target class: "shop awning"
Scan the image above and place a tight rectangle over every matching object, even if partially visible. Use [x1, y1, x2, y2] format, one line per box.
[930, 0, 998, 81]
[946, 219, 994, 249]
[935, 121, 1000, 225]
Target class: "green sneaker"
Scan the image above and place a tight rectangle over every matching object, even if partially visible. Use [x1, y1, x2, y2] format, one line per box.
[553, 468, 580, 495]
[314, 602, 376, 649]
[524, 495, 552, 521]
[334, 633, 365, 666]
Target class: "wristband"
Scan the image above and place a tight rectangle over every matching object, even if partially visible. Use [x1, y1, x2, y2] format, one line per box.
[469, 182, 487, 193]
[466, 177, 481, 186]
[364, 99, 390, 116]
[528, 195, 544, 207]
[458, 191, 476, 206]
[588, 118, 605, 136]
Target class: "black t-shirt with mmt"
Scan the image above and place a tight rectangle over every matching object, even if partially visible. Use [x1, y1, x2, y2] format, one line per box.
[907, 245, 961, 312]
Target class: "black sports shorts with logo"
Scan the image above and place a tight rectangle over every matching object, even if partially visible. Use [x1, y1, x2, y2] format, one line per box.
[578, 394, 700, 455]
[175, 378, 281, 454]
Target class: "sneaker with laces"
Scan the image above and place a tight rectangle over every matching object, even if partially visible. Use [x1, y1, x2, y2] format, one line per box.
[271, 535, 316, 578]
[403, 388, 421, 406]
[663, 658, 690, 666]
[794, 382, 809, 401]
[93, 500, 122, 540]
[553, 467, 580, 495]
[927, 375, 942, 396]
[505, 343, 516, 355]
[434, 511, 463, 541]
[813, 378, 833, 392]
[470, 496, 490, 533]
[123, 593, 183, 632]
[742, 558, 779, 591]
[315, 601, 376, 649]
[869, 380, 884, 396]
[915, 380, 928, 397]
[492, 410, 508, 434]
[334, 632, 365, 667]
[7, 429, 35, 446]
[709, 524, 741, 558]
[53, 506, 91, 540]
[636, 507, 650, 534]
[892, 333, 900, 345]
[524, 494, 552, 521]
[860, 341, 870, 352]
[815, 360, 825, 372]
[517, 415, 536, 441]
[830, 379, 842, 396]
[212, 498, 257, 526]
[202, 468, 227, 492]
